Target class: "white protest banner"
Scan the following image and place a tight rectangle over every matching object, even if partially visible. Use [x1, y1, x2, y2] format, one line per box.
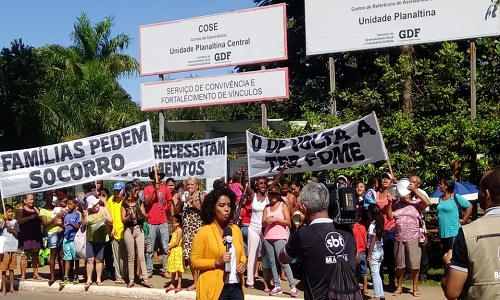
[247, 113, 389, 177]
[110, 137, 227, 181]
[0, 122, 155, 198]
[139, 3, 287, 75]
[141, 68, 289, 111]
[305, 0, 500, 54]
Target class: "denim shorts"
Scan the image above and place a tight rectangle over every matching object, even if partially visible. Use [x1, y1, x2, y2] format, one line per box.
[356, 251, 367, 276]
[47, 232, 63, 249]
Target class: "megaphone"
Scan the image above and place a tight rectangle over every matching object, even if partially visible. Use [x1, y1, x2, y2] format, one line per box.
[292, 210, 302, 226]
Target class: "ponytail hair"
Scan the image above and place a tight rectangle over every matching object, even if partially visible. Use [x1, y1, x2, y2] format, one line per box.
[368, 204, 384, 240]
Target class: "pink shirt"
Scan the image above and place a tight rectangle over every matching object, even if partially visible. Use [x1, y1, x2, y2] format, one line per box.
[393, 201, 421, 242]
[230, 183, 243, 200]
[264, 202, 288, 240]
[377, 191, 396, 231]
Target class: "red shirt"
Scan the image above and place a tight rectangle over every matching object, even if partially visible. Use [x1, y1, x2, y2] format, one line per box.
[377, 191, 396, 231]
[143, 185, 172, 225]
[353, 223, 367, 254]
[239, 201, 252, 225]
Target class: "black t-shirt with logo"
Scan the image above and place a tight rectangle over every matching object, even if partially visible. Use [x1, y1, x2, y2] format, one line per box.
[285, 219, 357, 300]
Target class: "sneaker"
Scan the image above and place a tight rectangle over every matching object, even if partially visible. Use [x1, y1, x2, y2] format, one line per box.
[290, 287, 299, 297]
[73, 278, 79, 284]
[269, 287, 283, 296]
[59, 278, 70, 286]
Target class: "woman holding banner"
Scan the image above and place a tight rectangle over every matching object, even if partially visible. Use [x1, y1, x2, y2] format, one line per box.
[182, 177, 206, 291]
[16, 193, 43, 281]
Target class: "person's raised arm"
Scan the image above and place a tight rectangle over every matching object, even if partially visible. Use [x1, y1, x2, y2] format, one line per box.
[246, 179, 255, 200]
[269, 161, 290, 188]
[387, 194, 394, 220]
[144, 185, 158, 206]
[240, 166, 247, 191]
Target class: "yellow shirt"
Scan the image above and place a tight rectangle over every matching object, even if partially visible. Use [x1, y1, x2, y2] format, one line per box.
[106, 195, 124, 240]
[39, 208, 60, 235]
[191, 223, 246, 300]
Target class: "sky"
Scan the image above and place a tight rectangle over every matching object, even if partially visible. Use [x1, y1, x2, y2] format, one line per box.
[0, 0, 256, 103]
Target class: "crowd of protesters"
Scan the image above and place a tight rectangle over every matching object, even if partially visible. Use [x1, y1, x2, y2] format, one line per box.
[0, 163, 486, 299]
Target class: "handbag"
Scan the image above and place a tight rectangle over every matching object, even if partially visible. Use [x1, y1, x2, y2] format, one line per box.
[75, 225, 87, 259]
[453, 194, 471, 224]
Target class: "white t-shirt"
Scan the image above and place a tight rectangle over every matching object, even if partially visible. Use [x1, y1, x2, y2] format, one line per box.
[225, 243, 239, 284]
[249, 194, 269, 232]
[367, 221, 383, 249]
[0, 219, 20, 253]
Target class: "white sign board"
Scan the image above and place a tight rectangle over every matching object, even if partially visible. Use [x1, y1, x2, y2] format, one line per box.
[0, 122, 155, 198]
[110, 137, 227, 181]
[139, 3, 287, 75]
[305, 0, 500, 54]
[247, 113, 389, 177]
[141, 68, 289, 111]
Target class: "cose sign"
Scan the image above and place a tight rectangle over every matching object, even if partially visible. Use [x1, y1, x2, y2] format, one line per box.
[139, 3, 287, 75]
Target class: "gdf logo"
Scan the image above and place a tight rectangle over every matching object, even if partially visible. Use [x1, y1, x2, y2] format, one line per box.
[399, 28, 421, 39]
[215, 52, 231, 61]
[325, 232, 345, 255]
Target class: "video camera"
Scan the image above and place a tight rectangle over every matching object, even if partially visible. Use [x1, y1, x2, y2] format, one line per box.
[319, 172, 358, 226]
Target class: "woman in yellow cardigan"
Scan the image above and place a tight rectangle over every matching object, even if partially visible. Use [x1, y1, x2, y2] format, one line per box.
[191, 187, 247, 300]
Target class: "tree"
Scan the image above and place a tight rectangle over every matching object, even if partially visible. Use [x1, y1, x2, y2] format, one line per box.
[38, 13, 141, 143]
[0, 39, 47, 150]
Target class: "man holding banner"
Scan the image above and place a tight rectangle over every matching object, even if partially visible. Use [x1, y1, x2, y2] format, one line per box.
[144, 170, 172, 278]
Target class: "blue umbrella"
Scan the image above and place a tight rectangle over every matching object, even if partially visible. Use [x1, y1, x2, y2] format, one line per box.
[429, 181, 479, 204]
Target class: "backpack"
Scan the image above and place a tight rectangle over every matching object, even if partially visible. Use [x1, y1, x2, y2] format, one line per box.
[306, 224, 364, 300]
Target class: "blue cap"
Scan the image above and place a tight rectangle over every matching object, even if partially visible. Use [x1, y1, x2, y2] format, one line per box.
[113, 181, 125, 191]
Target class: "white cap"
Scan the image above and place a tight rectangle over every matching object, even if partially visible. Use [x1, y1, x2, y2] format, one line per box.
[86, 195, 100, 209]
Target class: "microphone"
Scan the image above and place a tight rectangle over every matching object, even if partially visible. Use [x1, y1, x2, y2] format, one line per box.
[223, 227, 233, 273]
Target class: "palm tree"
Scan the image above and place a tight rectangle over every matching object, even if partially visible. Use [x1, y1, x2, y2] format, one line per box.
[39, 13, 141, 143]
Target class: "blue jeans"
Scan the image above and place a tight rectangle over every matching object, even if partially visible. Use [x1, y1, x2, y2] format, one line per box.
[219, 283, 243, 300]
[145, 222, 169, 275]
[263, 239, 295, 287]
[370, 247, 384, 298]
[240, 226, 249, 256]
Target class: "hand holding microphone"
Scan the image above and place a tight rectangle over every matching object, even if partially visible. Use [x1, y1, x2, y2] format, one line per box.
[223, 227, 232, 273]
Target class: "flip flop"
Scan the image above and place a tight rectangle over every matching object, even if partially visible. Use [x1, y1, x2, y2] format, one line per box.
[84, 282, 92, 288]
[114, 279, 126, 284]
[413, 291, 421, 297]
[393, 289, 402, 296]
[96, 281, 103, 286]
[32, 275, 43, 280]
[165, 286, 175, 293]
[175, 288, 182, 293]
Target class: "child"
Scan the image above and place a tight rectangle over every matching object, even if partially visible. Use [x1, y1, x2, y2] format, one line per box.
[261, 244, 272, 293]
[60, 199, 81, 285]
[165, 215, 184, 293]
[353, 209, 368, 294]
[366, 204, 385, 300]
[0, 204, 19, 295]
